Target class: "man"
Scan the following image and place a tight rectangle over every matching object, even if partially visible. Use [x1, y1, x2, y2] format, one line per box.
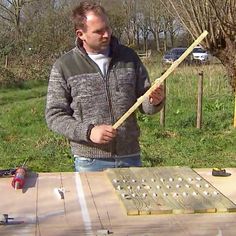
[45, 1, 165, 172]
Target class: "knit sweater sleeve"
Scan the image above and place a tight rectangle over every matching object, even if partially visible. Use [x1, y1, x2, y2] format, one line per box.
[45, 63, 90, 142]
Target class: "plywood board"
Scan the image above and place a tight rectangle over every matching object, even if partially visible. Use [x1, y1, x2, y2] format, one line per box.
[1, 169, 236, 236]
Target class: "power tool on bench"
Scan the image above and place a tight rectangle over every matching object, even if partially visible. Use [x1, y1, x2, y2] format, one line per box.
[0, 158, 28, 190]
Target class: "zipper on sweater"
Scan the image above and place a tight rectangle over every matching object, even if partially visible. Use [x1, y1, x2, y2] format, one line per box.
[105, 62, 116, 155]
[85, 55, 115, 125]
[82, 52, 116, 155]
[113, 69, 119, 92]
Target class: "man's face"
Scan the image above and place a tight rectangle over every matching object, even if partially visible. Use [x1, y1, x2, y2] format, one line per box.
[76, 12, 112, 53]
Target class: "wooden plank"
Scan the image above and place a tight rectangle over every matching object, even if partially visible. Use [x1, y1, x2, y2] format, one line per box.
[196, 168, 236, 203]
[183, 167, 236, 212]
[60, 172, 87, 234]
[107, 167, 236, 215]
[160, 166, 215, 213]
[107, 167, 182, 215]
[153, 166, 196, 213]
[149, 167, 186, 214]
[150, 167, 194, 214]
[116, 168, 169, 215]
[115, 168, 157, 215]
[106, 169, 139, 215]
[129, 167, 172, 214]
[76, 172, 104, 234]
[0, 173, 37, 235]
[36, 173, 69, 235]
[162, 167, 236, 213]
[2, 170, 236, 236]
[84, 172, 128, 232]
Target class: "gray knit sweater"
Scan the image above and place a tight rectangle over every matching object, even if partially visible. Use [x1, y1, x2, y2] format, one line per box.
[45, 37, 164, 158]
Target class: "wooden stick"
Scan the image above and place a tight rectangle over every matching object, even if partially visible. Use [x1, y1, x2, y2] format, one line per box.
[113, 30, 208, 129]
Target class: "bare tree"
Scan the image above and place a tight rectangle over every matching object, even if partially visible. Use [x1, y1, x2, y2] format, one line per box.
[100, 0, 127, 41]
[0, 0, 34, 36]
[148, 0, 163, 52]
[161, 0, 236, 89]
[21, 0, 74, 57]
[161, 0, 236, 126]
[139, 0, 184, 52]
[122, 0, 138, 46]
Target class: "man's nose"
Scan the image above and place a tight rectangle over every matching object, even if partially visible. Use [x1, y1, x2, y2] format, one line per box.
[103, 30, 109, 38]
[103, 31, 108, 38]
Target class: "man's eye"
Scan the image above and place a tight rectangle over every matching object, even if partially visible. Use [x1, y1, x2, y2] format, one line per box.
[94, 27, 110, 34]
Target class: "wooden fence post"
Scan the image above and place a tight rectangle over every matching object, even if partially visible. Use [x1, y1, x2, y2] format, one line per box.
[234, 92, 236, 128]
[5, 55, 8, 68]
[160, 80, 166, 127]
[197, 71, 204, 129]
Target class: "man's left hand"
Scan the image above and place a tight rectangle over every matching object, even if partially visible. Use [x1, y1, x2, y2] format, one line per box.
[149, 84, 164, 106]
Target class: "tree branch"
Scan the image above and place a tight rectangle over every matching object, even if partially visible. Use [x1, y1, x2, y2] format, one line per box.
[160, 0, 194, 38]
[0, 3, 15, 16]
[208, 0, 233, 37]
[6, 0, 13, 5]
[0, 14, 12, 22]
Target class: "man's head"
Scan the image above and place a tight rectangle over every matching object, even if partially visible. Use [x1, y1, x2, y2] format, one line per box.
[72, 1, 112, 53]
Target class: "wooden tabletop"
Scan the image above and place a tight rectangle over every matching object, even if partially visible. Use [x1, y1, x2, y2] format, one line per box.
[1, 168, 236, 236]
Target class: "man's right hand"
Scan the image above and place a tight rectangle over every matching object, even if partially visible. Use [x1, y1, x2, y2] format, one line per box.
[89, 125, 117, 144]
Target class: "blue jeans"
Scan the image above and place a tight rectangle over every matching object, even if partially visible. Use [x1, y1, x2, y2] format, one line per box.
[74, 155, 142, 172]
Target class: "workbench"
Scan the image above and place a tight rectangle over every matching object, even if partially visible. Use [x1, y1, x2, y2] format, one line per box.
[1, 168, 236, 236]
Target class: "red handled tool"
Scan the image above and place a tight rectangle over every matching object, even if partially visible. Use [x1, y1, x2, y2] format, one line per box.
[11, 167, 27, 190]
[11, 159, 28, 190]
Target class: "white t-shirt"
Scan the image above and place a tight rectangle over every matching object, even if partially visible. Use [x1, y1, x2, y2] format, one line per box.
[88, 48, 111, 77]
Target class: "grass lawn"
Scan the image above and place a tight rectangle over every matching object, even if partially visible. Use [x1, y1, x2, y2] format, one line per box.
[0, 63, 236, 172]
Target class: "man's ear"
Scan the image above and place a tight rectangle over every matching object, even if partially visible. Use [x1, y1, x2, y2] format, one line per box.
[76, 29, 84, 40]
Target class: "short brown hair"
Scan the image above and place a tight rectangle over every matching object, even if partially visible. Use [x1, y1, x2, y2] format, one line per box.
[72, 1, 107, 31]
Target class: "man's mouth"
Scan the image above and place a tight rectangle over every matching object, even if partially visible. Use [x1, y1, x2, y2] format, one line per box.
[101, 40, 109, 44]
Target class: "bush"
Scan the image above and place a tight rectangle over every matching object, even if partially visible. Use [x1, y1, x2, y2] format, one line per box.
[0, 66, 22, 88]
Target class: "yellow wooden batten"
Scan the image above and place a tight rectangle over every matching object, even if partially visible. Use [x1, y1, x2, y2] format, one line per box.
[113, 30, 208, 129]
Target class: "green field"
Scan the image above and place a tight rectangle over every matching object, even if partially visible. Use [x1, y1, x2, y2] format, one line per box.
[0, 62, 235, 172]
